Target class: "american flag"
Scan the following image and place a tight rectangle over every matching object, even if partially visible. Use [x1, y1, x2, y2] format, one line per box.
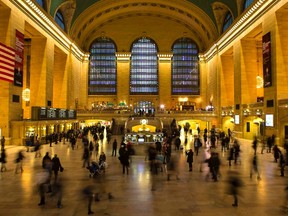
[0, 42, 15, 82]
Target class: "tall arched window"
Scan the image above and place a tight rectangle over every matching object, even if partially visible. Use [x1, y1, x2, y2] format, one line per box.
[222, 11, 233, 32]
[130, 37, 158, 95]
[36, 0, 45, 8]
[88, 37, 117, 95]
[55, 10, 65, 31]
[243, 0, 254, 10]
[171, 38, 199, 95]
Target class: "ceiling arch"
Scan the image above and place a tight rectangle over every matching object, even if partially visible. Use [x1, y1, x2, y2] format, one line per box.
[69, 0, 219, 52]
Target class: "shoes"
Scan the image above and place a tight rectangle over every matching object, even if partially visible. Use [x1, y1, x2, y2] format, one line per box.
[38, 202, 45, 206]
[57, 204, 62, 208]
[232, 204, 238, 207]
[88, 211, 94, 214]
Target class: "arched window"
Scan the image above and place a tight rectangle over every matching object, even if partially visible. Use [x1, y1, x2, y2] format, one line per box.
[36, 0, 45, 8]
[222, 11, 233, 32]
[243, 0, 254, 10]
[171, 38, 199, 95]
[130, 37, 158, 95]
[88, 37, 117, 95]
[55, 10, 65, 31]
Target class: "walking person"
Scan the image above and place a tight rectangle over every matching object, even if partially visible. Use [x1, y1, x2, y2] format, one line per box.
[1, 136, 5, 150]
[42, 152, 52, 193]
[279, 151, 286, 177]
[194, 136, 201, 156]
[112, 139, 117, 157]
[186, 149, 194, 171]
[252, 136, 258, 155]
[15, 150, 25, 174]
[227, 171, 243, 207]
[120, 148, 130, 175]
[0, 148, 7, 172]
[273, 145, 281, 163]
[82, 185, 95, 215]
[52, 154, 63, 181]
[250, 154, 261, 180]
[89, 141, 94, 157]
[82, 146, 90, 168]
[34, 139, 41, 158]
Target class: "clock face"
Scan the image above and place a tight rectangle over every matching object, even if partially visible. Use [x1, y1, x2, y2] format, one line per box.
[141, 119, 147, 125]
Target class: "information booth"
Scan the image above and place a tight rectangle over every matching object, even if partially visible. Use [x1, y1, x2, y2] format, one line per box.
[124, 132, 163, 144]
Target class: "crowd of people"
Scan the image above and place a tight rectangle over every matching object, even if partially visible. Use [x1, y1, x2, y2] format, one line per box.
[1, 125, 288, 214]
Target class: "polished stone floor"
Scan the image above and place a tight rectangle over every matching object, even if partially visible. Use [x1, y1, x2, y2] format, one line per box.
[0, 134, 288, 216]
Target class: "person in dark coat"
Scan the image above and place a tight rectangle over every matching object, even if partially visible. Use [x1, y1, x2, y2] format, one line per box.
[174, 137, 181, 150]
[82, 147, 90, 168]
[273, 145, 281, 163]
[279, 152, 286, 177]
[120, 148, 130, 174]
[112, 139, 117, 156]
[0, 149, 7, 172]
[186, 149, 194, 171]
[52, 154, 63, 181]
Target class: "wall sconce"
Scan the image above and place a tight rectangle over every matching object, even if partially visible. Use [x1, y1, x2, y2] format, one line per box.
[255, 109, 262, 116]
[243, 109, 250, 116]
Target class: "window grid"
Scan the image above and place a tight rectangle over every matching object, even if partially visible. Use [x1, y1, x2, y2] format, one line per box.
[36, 0, 45, 8]
[172, 38, 200, 95]
[55, 11, 65, 31]
[243, 0, 254, 10]
[130, 38, 158, 95]
[222, 12, 233, 32]
[89, 38, 117, 95]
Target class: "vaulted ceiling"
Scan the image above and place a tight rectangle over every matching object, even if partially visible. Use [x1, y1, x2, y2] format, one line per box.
[47, 0, 242, 52]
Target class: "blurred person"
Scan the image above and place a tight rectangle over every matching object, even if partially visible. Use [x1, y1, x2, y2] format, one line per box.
[186, 149, 194, 172]
[273, 144, 281, 163]
[233, 140, 241, 165]
[99, 151, 106, 172]
[227, 171, 243, 207]
[228, 146, 234, 167]
[167, 155, 180, 181]
[52, 154, 63, 181]
[207, 152, 221, 182]
[95, 141, 99, 158]
[89, 141, 94, 157]
[279, 151, 286, 177]
[112, 139, 117, 156]
[15, 150, 25, 174]
[0, 148, 7, 172]
[82, 185, 95, 214]
[83, 146, 90, 168]
[250, 154, 261, 180]
[252, 136, 258, 155]
[36, 169, 51, 206]
[1, 136, 5, 150]
[194, 136, 202, 156]
[50, 176, 64, 208]
[93, 172, 114, 201]
[34, 139, 41, 158]
[42, 152, 52, 192]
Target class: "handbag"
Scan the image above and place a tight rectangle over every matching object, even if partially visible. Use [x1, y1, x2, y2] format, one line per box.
[60, 166, 64, 172]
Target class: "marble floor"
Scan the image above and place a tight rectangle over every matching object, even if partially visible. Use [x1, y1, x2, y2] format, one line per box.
[0, 135, 288, 216]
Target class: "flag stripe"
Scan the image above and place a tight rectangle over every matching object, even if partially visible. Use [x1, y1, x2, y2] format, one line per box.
[0, 42, 15, 83]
